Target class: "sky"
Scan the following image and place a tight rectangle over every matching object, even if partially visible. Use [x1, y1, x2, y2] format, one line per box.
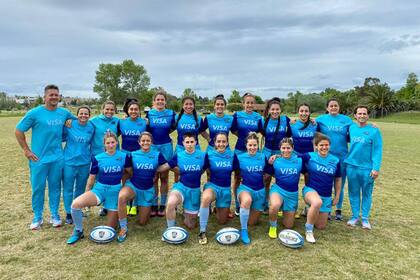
[1, 0, 420, 98]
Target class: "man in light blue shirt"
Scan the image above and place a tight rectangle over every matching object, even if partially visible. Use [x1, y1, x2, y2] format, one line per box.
[345, 106, 383, 229]
[15, 84, 73, 230]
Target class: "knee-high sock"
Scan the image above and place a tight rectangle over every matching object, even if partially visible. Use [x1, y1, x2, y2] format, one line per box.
[71, 208, 83, 232]
[199, 207, 210, 232]
[240, 208, 250, 230]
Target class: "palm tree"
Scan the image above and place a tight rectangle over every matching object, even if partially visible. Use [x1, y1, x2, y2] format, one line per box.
[366, 83, 395, 118]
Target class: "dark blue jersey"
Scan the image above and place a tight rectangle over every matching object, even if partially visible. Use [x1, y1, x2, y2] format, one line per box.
[90, 151, 131, 185]
[206, 148, 239, 188]
[202, 114, 234, 147]
[264, 155, 304, 192]
[168, 149, 208, 188]
[231, 111, 263, 151]
[290, 120, 317, 154]
[118, 117, 146, 152]
[262, 115, 291, 150]
[146, 109, 175, 145]
[129, 149, 167, 189]
[175, 113, 204, 146]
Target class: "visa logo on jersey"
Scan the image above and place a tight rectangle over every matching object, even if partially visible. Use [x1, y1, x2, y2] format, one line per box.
[267, 126, 285, 133]
[47, 119, 64, 126]
[136, 163, 154, 170]
[215, 161, 231, 168]
[123, 130, 141, 136]
[211, 125, 227, 131]
[244, 120, 257, 126]
[183, 164, 201, 171]
[152, 118, 167, 124]
[246, 166, 263, 172]
[297, 131, 314, 137]
[279, 168, 298, 175]
[103, 166, 122, 173]
[180, 123, 196, 130]
[327, 126, 343, 132]
[352, 136, 365, 143]
[316, 164, 334, 174]
[74, 136, 89, 143]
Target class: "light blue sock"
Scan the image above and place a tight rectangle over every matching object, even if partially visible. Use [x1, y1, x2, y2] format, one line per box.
[240, 208, 250, 230]
[71, 208, 83, 232]
[269, 220, 277, 227]
[305, 223, 314, 232]
[160, 194, 167, 206]
[199, 207, 210, 232]
[119, 218, 128, 230]
[167, 219, 176, 227]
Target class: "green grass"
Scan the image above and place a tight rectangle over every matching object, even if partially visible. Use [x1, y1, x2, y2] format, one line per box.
[1, 117, 419, 279]
[371, 111, 420, 124]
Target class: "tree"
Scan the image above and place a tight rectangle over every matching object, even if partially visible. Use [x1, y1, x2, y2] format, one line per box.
[181, 88, 198, 100]
[93, 59, 150, 105]
[254, 95, 265, 104]
[366, 83, 395, 118]
[228, 90, 241, 103]
[396, 72, 419, 100]
[284, 91, 303, 113]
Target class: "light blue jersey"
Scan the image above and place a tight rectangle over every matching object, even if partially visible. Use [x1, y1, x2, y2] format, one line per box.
[90, 151, 130, 185]
[146, 108, 175, 145]
[264, 155, 303, 192]
[316, 114, 353, 159]
[202, 113, 234, 147]
[262, 116, 291, 150]
[168, 149, 208, 189]
[129, 149, 167, 190]
[90, 114, 119, 156]
[231, 111, 263, 151]
[63, 121, 94, 166]
[301, 152, 341, 197]
[237, 152, 267, 191]
[118, 117, 146, 152]
[16, 105, 73, 163]
[206, 148, 239, 188]
[344, 124, 383, 171]
[291, 120, 317, 154]
[175, 113, 204, 146]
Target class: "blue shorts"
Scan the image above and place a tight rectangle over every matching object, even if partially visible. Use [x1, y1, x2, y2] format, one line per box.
[270, 184, 298, 212]
[237, 184, 266, 211]
[175, 144, 201, 154]
[204, 182, 231, 208]
[302, 186, 332, 213]
[262, 147, 280, 159]
[171, 182, 201, 214]
[125, 180, 155, 207]
[91, 182, 122, 211]
[152, 142, 174, 161]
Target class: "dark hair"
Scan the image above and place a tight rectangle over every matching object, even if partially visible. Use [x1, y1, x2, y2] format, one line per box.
[325, 98, 340, 114]
[176, 97, 199, 130]
[246, 132, 259, 146]
[297, 103, 312, 130]
[123, 98, 140, 117]
[262, 98, 282, 148]
[153, 89, 167, 101]
[101, 100, 116, 110]
[138, 131, 153, 143]
[353, 105, 370, 115]
[214, 94, 227, 105]
[313, 132, 330, 146]
[242, 92, 255, 102]
[76, 106, 91, 115]
[214, 132, 228, 143]
[279, 137, 294, 148]
[182, 132, 196, 140]
[44, 84, 59, 93]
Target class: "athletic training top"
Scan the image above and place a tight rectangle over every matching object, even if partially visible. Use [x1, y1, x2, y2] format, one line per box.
[168, 149, 208, 189]
[90, 114, 119, 156]
[262, 115, 291, 150]
[63, 121, 94, 166]
[118, 117, 146, 152]
[175, 113, 204, 146]
[16, 105, 73, 163]
[129, 149, 167, 190]
[146, 108, 175, 145]
[90, 151, 130, 185]
[206, 148, 239, 188]
[290, 120, 317, 154]
[237, 152, 267, 191]
[231, 111, 263, 151]
[264, 155, 304, 192]
[201, 113, 234, 147]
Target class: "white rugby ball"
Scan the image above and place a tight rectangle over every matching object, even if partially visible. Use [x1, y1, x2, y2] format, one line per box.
[162, 226, 189, 244]
[215, 227, 240, 245]
[89, 226, 116, 244]
[278, 229, 304, 249]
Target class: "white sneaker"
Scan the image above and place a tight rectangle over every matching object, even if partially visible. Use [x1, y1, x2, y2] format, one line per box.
[347, 218, 359, 227]
[361, 220, 372, 230]
[49, 216, 62, 228]
[305, 231, 316, 243]
[30, 219, 43, 230]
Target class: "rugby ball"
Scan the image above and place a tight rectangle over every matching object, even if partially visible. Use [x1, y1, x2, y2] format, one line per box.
[162, 226, 189, 244]
[89, 226, 116, 244]
[215, 227, 240, 245]
[278, 229, 304, 249]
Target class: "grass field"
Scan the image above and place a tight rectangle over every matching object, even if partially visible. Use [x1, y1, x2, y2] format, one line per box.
[0, 116, 419, 280]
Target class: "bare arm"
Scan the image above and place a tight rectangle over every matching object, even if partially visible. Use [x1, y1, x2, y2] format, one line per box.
[200, 131, 210, 142]
[122, 168, 132, 185]
[85, 174, 96, 192]
[157, 163, 172, 173]
[15, 129, 38, 161]
[332, 177, 342, 206]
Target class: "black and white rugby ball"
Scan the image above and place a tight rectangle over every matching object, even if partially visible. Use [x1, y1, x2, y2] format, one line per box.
[89, 226, 116, 244]
[278, 229, 304, 249]
[162, 226, 189, 244]
[215, 227, 240, 245]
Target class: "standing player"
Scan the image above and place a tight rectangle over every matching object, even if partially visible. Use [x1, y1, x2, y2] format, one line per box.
[345, 106, 382, 229]
[116, 132, 168, 242]
[119, 98, 146, 153]
[290, 103, 317, 156]
[162, 133, 208, 230]
[316, 98, 352, 220]
[146, 90, 176, 217]
[265, 138, 304, 238]
[231, 93, 264, 215]
[301, 133, 342, 243]
[237, 132, 267, 245]
[198, 133, 239, 244]
[66, 132, 131, 244]
[15, 84, 73, 229]
[62, 106, 94, 224]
